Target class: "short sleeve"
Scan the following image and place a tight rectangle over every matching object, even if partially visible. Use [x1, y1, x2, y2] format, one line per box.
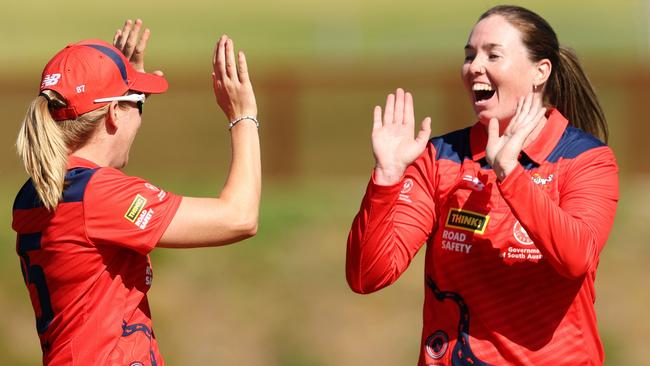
[84, 168, 182, 255]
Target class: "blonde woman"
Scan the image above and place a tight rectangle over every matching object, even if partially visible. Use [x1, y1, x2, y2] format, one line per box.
[13, 20, 260, 365]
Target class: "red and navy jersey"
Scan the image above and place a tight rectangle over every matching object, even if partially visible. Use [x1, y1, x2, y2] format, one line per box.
[12, 156, 181, 366]
[347, 109, 619, 365]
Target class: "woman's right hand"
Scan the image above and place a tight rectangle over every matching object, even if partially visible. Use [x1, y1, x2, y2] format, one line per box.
[372, 88, 431, 185]
[212, 35, 257, 122]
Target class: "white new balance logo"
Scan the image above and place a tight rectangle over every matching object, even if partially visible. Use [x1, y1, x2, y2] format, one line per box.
[41, 73, 61, 87]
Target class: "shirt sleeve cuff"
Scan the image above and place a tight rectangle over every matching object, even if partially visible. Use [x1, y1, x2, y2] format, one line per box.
[497, 164, 526, 199]
[368, 169, 405, 198]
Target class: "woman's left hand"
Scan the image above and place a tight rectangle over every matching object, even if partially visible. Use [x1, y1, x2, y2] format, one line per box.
[113, 19, 162, 76]
[486, 93, 546, 181]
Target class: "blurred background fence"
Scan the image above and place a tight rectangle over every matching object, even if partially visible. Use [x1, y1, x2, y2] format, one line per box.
[254, 61, 650, 177]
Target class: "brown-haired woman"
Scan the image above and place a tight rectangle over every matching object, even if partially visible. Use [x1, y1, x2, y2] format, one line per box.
[347, 5, 618, 365]
[13, 20, 260, 365]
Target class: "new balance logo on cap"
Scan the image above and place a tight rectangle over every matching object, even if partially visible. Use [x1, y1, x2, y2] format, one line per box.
[39, 39, 168, 121]
[42, 73, 61, 87]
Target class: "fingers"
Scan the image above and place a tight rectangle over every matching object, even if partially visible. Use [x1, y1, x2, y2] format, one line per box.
[133, 27, 150, 62]
[238, 51, 250, 83]
[113, 19, 150, 72]
[520, 92, 533, 118]
[114, 19, 132, 50]
[124, 19, 142, 59]
[403, 91, 415, 126]
[383, 93, 395, 125]
[415, 117, 432, 144]
[393, 88, 405, 125]
[214, 35, 243, 82]
[225, 38, 238, 81]
[114, 19, 141, 58]
[522, 105, 547, 136]
[113, 29, 121, 47]
[487, 117, 500, 142]
[215, 35, 227, 80]
[505, 96, 524, 135]
[373, 106, 382, 130]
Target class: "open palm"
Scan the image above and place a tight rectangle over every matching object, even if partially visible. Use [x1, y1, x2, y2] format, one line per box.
[372, 89, 431, 185]
[486, 93, 546, 180]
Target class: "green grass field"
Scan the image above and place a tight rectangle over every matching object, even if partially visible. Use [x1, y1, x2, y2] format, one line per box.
[1, 0, 649, 364]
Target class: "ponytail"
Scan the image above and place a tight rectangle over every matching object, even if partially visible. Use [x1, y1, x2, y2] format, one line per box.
[16, 91, 106, 211]
[480, 5, 609, 143]
[547, 46, 608, 143]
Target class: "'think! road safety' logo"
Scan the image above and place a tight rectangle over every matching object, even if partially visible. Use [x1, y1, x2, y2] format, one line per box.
[125, 194, 147, 223]
[445, 208, 489, 234]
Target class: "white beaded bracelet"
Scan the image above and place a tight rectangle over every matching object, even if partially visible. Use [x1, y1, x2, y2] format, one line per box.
[228, 116, 259, 130]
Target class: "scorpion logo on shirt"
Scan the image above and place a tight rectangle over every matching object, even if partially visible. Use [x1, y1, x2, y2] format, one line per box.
[426, 276, 492, 366]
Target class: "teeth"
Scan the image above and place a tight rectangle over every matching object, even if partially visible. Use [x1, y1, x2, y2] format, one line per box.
[472, 83, 493, 91]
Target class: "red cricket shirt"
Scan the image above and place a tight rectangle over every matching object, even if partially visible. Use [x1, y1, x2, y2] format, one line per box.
[347, 109, 619, 365]
[13, 156, 181, 366]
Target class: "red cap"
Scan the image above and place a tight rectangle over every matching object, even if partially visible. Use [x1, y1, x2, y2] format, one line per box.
[39, 39, 168, 121]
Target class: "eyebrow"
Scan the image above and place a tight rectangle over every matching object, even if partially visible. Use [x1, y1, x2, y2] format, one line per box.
[464, 42, 504, 51]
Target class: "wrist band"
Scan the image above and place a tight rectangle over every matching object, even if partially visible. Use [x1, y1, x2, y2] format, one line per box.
[228, 115, 259, 130]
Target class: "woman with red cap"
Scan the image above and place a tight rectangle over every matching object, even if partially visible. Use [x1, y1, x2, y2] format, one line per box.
[13, 20, 260, 365]
[347, 5, 618, 365]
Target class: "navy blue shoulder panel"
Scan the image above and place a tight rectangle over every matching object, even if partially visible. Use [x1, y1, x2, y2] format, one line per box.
[13, 167, 100, 210]
[62, 167, 100, 203]
[13, 179, 42, 210]
[430, 127, 473, 163]
[546, 126, 606, 163]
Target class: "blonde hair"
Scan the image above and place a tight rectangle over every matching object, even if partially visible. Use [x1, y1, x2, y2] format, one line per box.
[16, 90, 107, 210]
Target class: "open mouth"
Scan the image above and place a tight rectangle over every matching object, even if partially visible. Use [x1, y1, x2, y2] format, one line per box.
[473, 83, 495, 102]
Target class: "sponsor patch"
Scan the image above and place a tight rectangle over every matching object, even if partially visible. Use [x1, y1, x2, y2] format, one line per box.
[425, 330, 449, 360]
[513, 220, 534, 245]
[145, 265, 153, 286]
[399, 178, 414, 203]
[445, 208, 489, 234]
[156, 190, 167, 201]
[125, 194, 147, 223]
[144, 182, 160, 192]
[135, 208, 154, 230]
[440, 229, 473, 254]
[401, 178, 414, 194]
[531, 173, 554, 186]
[461, 175, 485, 191]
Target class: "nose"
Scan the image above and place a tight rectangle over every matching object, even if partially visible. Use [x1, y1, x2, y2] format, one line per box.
[468, 57, 485, 75]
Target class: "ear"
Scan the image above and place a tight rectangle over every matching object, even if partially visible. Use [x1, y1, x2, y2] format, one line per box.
[105, 101, 120, 135]
[534, 58, 552, 87]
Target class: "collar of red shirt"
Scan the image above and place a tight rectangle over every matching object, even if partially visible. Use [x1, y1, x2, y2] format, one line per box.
[66, 155, 100, 170]
[469, 108, 569, 164]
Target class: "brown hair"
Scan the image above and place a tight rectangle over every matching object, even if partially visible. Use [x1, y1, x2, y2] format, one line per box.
[16, 90, 106, 210]
[479, 5, 608, 142]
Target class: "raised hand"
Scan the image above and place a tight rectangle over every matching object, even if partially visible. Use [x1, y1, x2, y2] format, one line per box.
[486, 93, 546, 180]
[113, 19, 161, 75]
[212, 35, 257, 123]
[372, 88, 432, 185]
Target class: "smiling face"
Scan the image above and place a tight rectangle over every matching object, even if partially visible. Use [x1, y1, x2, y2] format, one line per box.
[462, 15, 542, 127]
